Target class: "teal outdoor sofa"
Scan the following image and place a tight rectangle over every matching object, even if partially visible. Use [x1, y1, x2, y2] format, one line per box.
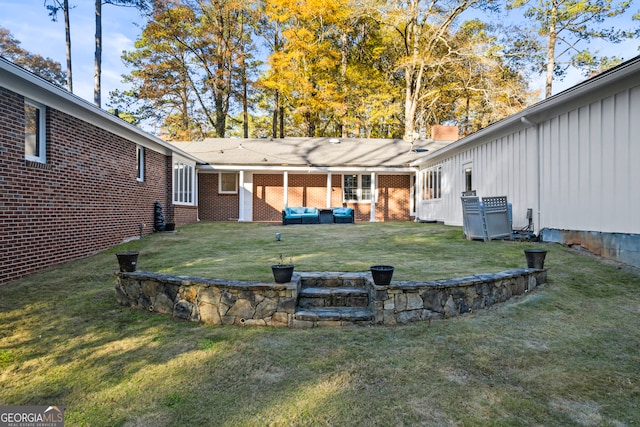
[282, 207, 320, 225]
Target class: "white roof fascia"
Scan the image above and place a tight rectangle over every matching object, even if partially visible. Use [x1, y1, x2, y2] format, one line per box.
[197, 164, 418, 173]
[410, 55, 640, 167]
[0, 58, 203, 164]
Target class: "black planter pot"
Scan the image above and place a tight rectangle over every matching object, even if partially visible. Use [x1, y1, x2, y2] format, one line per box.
[271, 265, 295, 283]
[524, 249, 547, 269]
[116, 251, 139, 272]
[370, 265, 395, 285]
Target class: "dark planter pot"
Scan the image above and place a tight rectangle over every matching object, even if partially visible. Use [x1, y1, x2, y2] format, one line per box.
[271, 265, 295, 283]
[524, 249, 547, 269]
[164, 223, 176, 232]
[370, 265, 395, 285]
[116, 251, 139, 272]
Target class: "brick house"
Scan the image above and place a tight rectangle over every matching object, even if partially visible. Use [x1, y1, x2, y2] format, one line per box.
[0, 58, 201, 284]
[171, 137, 455, 223]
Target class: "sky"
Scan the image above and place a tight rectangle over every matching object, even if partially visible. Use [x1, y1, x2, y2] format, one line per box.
[0, 0, 144, 106]
[0, 0, 639, 108]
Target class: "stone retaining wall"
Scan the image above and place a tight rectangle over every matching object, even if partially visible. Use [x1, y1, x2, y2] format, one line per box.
[372, 269, 546, 325]
[115, 273, 298, 327]
[115, 268, 546, 327]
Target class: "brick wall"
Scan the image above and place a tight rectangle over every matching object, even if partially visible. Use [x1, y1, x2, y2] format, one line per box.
[253, 174, 284, 222]
[0, 87, 188, 284]
[376, 175, 413, 221]
[288, 174, 328, 208]
[198, 173, 239, 221]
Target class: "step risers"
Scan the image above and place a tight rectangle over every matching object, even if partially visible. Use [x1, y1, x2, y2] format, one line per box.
[298, 287, 370, 309]
[294, 307, 374, 323]
[300, 275, 369, 290]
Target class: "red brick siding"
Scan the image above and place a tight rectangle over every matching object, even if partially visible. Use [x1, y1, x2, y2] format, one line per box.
[376, 175, 412, 221]
[253, 174, 284, 222]
[0, 87, 188, 284]
[172, 205, 199, 226]
[330, 174, 343, 207]
[198, 173, 239, 221]
[288, 174, 328, 208]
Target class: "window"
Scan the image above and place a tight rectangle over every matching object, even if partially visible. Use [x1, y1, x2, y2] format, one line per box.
[25, 99, 46, 163]
[343, 174, 372, 202]
[219, 172, 238, 194]
[136, 146, 145, 182]
[173, 158, 195, 205]
[421, 166, 442, 200]
[464, 164, 473, 192]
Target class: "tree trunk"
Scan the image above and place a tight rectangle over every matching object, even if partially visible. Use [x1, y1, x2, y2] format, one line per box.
[272, 90, 279, 139]
[545, 1, 558, 98]
[242, 65, 248, 138]
[94, 0, 101, 107]
[279, 105, 284, 138]
[63, 0, 72, 92]
[340, 28, 348, 139]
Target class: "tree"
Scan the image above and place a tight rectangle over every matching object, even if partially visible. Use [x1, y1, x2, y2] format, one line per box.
[446, 20, 535, 134]
[0, 26, 67, 87]
[45, 0, 73, 92]
[258, 0, 402, 138]
[509, 0, 636, 97]
[113, 0, 258, 139]
[378, 0, 497, 140]
[94, 0, 151, 107]
[115, 3, 204, 139]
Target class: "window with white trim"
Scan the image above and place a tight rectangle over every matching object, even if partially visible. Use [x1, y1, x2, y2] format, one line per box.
[173, 158, 195, 205]
[464, 163, 473, 193]
[343, 174, 372, 202]
[219, 172, 238, 194]
[421, 166, 442, 200]
[136, 146, 145, 182]
[24, 99, 46, 163]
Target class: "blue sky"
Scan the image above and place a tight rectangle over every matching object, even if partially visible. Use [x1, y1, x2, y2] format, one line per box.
[0, 0, 144, 105]
[1, 0, 638, 107]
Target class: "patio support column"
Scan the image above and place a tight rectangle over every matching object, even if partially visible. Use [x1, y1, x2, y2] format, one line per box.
[326, 172, 332, 208]
[238, 170, 245, 222]
[283, 171, 289, 208]
[415, 170, 422, 221]
[370, 172, 376, 222]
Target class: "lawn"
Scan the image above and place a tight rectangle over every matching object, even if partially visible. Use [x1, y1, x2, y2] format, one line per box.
[1, 222, 639, 426]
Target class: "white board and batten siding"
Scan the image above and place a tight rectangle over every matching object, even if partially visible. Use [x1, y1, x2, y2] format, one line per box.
[415, 58, 640, 239]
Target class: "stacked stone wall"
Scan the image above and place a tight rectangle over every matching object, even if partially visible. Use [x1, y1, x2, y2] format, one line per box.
[115, 268, 546, 327]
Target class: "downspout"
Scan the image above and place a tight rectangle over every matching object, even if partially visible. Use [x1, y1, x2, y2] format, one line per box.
[521, 117, 541, 234]
[238, 170, 245, 222]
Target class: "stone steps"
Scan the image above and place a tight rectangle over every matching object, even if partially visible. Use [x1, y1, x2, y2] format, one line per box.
[298, 287, 369, 309]
[299, 273, 369, 290]
[294, 307, 374, 322]
[295, 273, 374, 325]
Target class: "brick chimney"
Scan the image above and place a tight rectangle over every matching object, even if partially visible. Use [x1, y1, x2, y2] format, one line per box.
[431, 125, 458, 141]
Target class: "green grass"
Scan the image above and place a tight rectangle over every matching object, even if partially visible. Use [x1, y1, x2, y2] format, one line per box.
[1, 222, 639, 426]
